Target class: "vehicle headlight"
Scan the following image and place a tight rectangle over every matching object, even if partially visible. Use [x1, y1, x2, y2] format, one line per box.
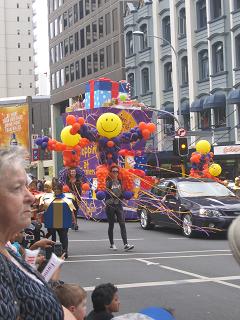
[199, 208, 222, 217]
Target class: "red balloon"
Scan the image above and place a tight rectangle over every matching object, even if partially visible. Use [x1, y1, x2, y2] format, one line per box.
[147, 123, 156, 133]
[142, 129, 150, 140]
[70, 123, 81, 134]
[63, 185, 70, 192]
[66, 115, 76, 125]
[139, 122, 147, 130]
[107, 140, 115, 147]
[78, 117, 85, 125]
[82, 183, 90, 191]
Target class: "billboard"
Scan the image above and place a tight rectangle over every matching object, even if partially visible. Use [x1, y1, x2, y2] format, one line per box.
[0, 104, 29, 150]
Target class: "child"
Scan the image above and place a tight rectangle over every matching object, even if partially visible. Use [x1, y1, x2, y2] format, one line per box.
[86, 283, 120, 320]
[53, 283, 87, 320]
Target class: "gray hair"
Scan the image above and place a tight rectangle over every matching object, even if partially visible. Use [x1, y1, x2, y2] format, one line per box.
[0, 146, 28, 179]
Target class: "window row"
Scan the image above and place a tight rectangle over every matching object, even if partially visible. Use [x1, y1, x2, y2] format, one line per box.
[18, 82, 33, 88]
[49, 2, 118, 39]
[126, 68, 150, 97]
[196, 108, 226, 130]
[17, 17, 31, 22]
[17, 29, 31, 35]
[16, 3, 30, 8]
[48, 0, 64, 14]
[17, 56, 32, 61]
[197, 0, 224, 30]
[51, 43, 119, 90]
[17, 43, 32, 48]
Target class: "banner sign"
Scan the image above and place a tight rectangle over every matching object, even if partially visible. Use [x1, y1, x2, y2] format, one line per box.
[214, 145, 240, 155]
[0, 103, 29, 150]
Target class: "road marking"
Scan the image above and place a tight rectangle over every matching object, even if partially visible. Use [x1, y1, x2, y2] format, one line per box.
[69, 238, 144, 242]
[160, 265, 240, 290]
[69, 249, 230, 258]
[82, 275, 240, 292]
[136, 259, 159, 266]
[168, 237, 189, 240]
[66, 253, 231, 263]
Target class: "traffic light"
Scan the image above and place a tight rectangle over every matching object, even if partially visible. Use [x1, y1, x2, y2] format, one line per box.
[173, 137, 188, 157]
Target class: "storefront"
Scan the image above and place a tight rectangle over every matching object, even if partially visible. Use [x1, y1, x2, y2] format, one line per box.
[213, 145, 240, 180]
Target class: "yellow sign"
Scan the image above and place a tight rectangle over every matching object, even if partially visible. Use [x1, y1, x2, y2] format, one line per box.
[0, 104, 29, 149]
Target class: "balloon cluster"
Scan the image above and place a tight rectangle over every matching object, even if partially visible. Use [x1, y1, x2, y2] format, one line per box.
[190, 140, 222, 181]
[128, 169, 155, 190]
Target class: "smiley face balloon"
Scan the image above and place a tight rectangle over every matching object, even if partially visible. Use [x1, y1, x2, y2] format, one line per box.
[96, 112, 123, 139]
[209, 163, 222, 177]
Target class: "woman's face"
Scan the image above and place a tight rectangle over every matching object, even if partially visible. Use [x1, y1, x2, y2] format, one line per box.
[0, 164, 35, 237]
[69, 169, 76, 177]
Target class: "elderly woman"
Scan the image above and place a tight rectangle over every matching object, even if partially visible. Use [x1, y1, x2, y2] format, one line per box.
[0, 147, 75, 319]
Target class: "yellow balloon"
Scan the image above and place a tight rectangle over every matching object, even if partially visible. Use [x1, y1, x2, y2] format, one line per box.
[195, 140, 211, 154]
[96, 112, 123, 138]
[209, 163, 222, 177]
[60, 126, 80, 147]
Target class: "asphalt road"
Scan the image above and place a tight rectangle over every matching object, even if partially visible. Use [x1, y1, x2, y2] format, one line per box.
[61, 219, 240, 320]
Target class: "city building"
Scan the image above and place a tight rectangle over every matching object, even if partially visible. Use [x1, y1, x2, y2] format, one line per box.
[124, 0, 240, 179]
[0, 0, 35, 97]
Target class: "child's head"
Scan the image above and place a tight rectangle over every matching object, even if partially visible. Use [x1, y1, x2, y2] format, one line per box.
[91, 283, 120, 314]
[53, 283, 87, 320]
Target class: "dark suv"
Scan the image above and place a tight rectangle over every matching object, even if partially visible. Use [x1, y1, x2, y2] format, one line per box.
[137, 178, 240, 237]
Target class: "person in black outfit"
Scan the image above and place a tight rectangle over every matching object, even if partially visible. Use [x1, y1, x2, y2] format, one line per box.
[105, 165, 134, 251]
[86, 283, 120, 320]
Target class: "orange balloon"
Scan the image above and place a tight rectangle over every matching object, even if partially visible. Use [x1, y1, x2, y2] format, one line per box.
[107, 140, 115, 147]
[78, 117, 85, 125]
[147, 123, 156, 133]
[82, 183, 90, 191]
[142, 129, 150, 140]
[139, 122, 147, 130]
[66, 115, 76, 125]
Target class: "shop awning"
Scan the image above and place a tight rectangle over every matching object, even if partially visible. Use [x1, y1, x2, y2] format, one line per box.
[177, 101, 190, 115]
[157, 105, 174, 119]
[227, 89, 240, 104]
[190, 98, 204, 112]
[203, 93, 226, 109]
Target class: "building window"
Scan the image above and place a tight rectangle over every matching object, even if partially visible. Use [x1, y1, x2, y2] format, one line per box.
[212, 41, 224, 74]
[75, 32, 79, 51]
[87, 55, 92, 75]
[79, 0, 84, 19]
[126, 31, 133, 56]
[65, 66, 69, 83]
[59, 42, 64, 59]
[178, 8, 186, 36]
[162, 16, 171, 42]
[91, 0, 96, 11]
[92, 21, 97, 42]
[54, 18, 58, 36]
[56, 70, 60, 88]
[28, 43, 31, 48]
[235, 34, 240, 68]
[127, 73, 135, 98]
[18, 69, 21, 75]
[197, 109, 211, 129]
[51, 73, 55, 90]
[211, 0, 222, 20]
[106, 45, 112, 67]
[113, 41, 119, 64]
[68, 7, 73, 27]
[63, 11, 68, 29]
[140, 24, 148, 50]
[18, 43, 20, 48]
[28, 30, 31, 35]
[86, 25, 91, 45]
[58, 15, 63, 33]
[105, 13, 111, 35]
[141, 68, 149, 94]
[80, 29, 85, 48]
[164, 62, 172, 90]
[19, 82, 22, 88]
[98, 0, 103, 7]
[70, 63, 74, 82]
[183, 114, 190, 131]
[93, 52, 98, 72]
[28, 17, 30, 22]
[214, 107, 226, 128]
[18, 56, 21, 61]
[75, 61, 80, 80]
[30, 83, 32, 88]
[17, 29, 20, 35]
[99, 17, 104, 38]
[74, 3, 78, 23]
[27, 3, 30, 9]
[17, 3, 19, 8]
[196, 0, 207, 29]
[164, 117, 174, 135]
[50, 47, 54, 64]
[64, 38, 69, 56]
[29, 56, 31, 61]
[60, 68, 64, 86]
[181, 56, 188, 85]
[235, 0, 240, 10]
[81, 58, 86, 77]
[112, 8, 118, 32]
[69, 35, 74, 54]
[100, 48, 104, 69]
[17, 17, 20, 22]
[198, 49, 209, 80]
[85, 0, 90, 15]
[55, 44, 59, 62]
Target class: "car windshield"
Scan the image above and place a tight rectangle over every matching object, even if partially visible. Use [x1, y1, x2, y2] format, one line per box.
[177, 181, 235, 198]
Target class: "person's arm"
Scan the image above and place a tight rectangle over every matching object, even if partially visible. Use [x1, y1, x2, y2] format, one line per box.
[30, 239, 55, 250]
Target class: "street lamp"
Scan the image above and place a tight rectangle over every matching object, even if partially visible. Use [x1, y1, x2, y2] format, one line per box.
[132, 31, 182, 125]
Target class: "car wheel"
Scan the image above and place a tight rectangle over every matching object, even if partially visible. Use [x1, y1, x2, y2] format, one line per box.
[182, 213, 196, 238]
[140, 209, 154, 230]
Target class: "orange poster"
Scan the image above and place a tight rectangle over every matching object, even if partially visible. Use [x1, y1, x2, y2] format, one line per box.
[0, 104, 29, 150]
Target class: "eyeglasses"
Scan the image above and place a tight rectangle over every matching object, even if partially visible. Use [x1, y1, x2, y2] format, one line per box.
[112, 170, 119, 173]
